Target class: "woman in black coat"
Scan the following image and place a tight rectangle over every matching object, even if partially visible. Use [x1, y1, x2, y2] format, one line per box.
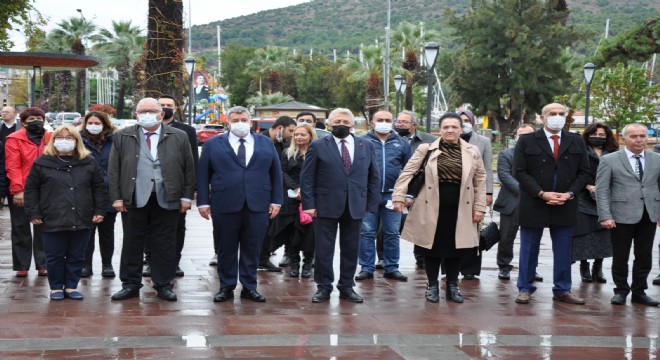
[24, 125, 108, 300]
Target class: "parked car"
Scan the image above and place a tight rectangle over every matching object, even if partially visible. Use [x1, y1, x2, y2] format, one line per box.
[56, 112, 82, 127]
[111, 119, 138, 129]
[197, 123, 226, 145]
[250, 118, 275, 133]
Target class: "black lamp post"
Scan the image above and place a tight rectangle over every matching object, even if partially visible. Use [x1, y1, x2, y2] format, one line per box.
[583, 62, 596, 126]
[394, 75, 403, 118]
[424, 42, 439, 133]
[400, 79, 407, 113]
[184, 56, 196, 126]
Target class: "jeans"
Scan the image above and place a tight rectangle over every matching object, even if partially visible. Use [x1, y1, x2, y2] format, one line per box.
[43, 230, 91, 290]
[358, 193, 402, 273]
[518, 225, 573, 296]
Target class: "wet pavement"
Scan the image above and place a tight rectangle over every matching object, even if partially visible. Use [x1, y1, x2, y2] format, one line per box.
[0, 186, 659, 359]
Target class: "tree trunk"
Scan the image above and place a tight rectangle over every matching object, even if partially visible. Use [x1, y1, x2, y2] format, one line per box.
[366, 73, 383, 119]
[72, 39, 85, 114]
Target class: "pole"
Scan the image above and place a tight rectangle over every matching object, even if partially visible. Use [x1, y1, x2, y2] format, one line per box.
[425, 70, 433, 133]
[395, 90, 400, 118]
[585, 83, 591, 127]
[383, 0, 391, 111]
[189, 72, 194, 126]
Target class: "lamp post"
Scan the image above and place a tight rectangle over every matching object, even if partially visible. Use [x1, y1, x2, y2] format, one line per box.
[184, 56, 196, 126]
[394, 74, 403, 118]
[423, 42, 439, 133]
[583, 62, 596, 126]
[400, 79, 407, 112]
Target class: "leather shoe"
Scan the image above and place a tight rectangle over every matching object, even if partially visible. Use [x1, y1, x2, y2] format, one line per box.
[101, 265, 115, 278]
[463, 274, 476, 280]
[312, 288, 331, 303]
[142, 265, 151, 277]
[80, 266, 92, 278]
[278, 254, 290, 267]
[383, 271, 408, 281]
[258, 260, 282, 272]
[157, 287, 177, 301]
[653, 274, 660, 285]
[611, 293, 627, 305]
[111, 287, 140, 300]
[515, 292, 531, 304]
[631, 294, 660, 306]
[498, 270, 510, 280]
[354, 271, 373, 281]
[175, 266, 184, 277]
[213, 288, 234, 302]
[64, 290, 84, 300]
[301, 263, 313, 278]
[553, 292, 585, 305]
[534, 273, 543, 282]
[240, 289, 266, 302]
[339, 289, 363, 303]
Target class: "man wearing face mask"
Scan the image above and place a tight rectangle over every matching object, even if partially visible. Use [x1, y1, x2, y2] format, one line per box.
[514, 103, 590, 305]
[108, 98, 195, 302]
[355, 110, 411, 282]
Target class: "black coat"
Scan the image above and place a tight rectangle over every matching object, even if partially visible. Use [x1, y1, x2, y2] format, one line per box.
[168, 120, 199, 178]
[24, 155, 108, 232]
[514, 129, 590, 227]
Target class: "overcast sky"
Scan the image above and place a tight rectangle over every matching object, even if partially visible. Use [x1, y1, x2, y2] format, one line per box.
[10, 0, 310, 51]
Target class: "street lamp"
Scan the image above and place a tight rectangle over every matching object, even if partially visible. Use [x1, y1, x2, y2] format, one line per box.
[184, 56, 196, 126]
[424, 41, 439, 133]
[394, 74, 403, 117]
[583, 62, 596, 126]
[400, 79, 407, 112]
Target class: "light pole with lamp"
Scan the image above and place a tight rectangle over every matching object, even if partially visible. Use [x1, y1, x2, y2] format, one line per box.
[394, 74, 403, 117]
[583, 62, 596, 126]
[184, 56, 196, 126]
[423, 42, 439, 133]
[400, 79, 407, 113]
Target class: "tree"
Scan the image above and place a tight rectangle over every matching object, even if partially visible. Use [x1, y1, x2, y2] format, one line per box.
[37, 32, 74, 111]
[246, 46, 303, 94]
[597, 18, 660, 67]
[220, 44, 256, 106]
[0, 0, 45, 51]
[245, 92, 293, 108]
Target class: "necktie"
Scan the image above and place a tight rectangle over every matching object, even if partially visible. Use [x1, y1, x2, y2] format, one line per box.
[550, 135, 560, 162]
[634, 154, 643, 180]
[341, 140, 352, 173]
[237, 138, 246, 167]
[145, 132, 155, 150]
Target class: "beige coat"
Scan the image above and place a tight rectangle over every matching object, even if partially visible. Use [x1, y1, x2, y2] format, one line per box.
[392, 138, 487, 250]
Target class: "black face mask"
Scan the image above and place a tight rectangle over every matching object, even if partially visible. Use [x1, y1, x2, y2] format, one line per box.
[589, 137, 606, 148]
[26, 121, 45, 135]
[331, 125, 351, 139]
[162, 108, 174, 120]
[396, 128, 411, 137]
[460, 133, 471, 141]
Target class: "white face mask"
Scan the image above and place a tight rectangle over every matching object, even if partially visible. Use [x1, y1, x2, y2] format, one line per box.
[137, 112, 160, 128]
[296, 121, 308, 127]
[374, 122, 393, 134]
[86, 124, 103, 135]
[54, 139, 76, 153]
[546, 116, 566, 131]
[462, 122, 473, 134]
[230, 121, 251, 137]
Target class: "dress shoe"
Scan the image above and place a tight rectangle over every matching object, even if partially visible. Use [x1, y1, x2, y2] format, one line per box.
[111, 287, 140, 300]
[611, 293, 627, 305]
[64, 290, 84, 300]
[375, 260, 384, 270]
[157, 287, 177, 301]
[16, 270, 28, 277]
[289, 262, 300, 277]
[101, 264, 116, 278]
[38, 269, 48, 276]
[592, 263, 606, 283]
[446, 282, 464, 303]
[654, 274, 660, 285]
[498, 270, 510, 280]
[534, 273, 543, 282]
[50, 291, 64, 300]
[355, 271, 373, 281]
[175, 266, 184, 277]
[142, 265, 151, 277]
[515, 292, 531, 304]
[311, 288, 331, 303]
[425, 283, 440, 303]
[213, 288, 234, 302]
[631, 294, 660, 306]
[301, 263, 313, 278]
[553, 292, 585, 305]
[383, 271, 408, 281]
[80, 266, 92, 278]
[339, 289, 364, 303]
[258, 260, 282, 272]
[240, 289, 266, 302]
[463, 274, 476, 280]
[580, 263, 593, 283]
[278, 254, 290, 267]
[209, 254, 218, 266]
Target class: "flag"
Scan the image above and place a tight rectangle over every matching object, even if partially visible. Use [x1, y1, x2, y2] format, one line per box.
[482, 115, 488, 129]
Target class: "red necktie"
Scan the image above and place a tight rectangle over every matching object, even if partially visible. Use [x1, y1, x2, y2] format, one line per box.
[550, 135, 559, 162]
[145, 132, 155, 150]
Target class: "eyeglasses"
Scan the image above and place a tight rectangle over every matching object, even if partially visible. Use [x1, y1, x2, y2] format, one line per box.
[136, 110, 161, 115]
[397, 121, 412, 125]
[55, 136, 75, 141]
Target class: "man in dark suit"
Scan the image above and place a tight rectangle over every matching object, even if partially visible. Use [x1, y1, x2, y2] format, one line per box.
[197, 106, 283, 303]
[300, 108, 380, 303]
[596, 123, 660, 306]
[514, 103, 590, 305]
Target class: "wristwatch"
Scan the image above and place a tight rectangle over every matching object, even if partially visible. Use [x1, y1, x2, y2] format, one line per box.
[567, 191, 575, 200]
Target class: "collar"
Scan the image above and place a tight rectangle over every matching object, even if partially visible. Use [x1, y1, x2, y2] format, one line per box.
[3, 120, 16, 128]
[141, 124, 162, 135]
[333, 134, 354, 145]
[228, 131, 253, 144]
[543, 128, 561, 139]
[624, 147, 644, 159]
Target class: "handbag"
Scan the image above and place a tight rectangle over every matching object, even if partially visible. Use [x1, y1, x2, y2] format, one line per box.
[299, 204, 313, 225]
[479, 207, 501, 251]
[407, 145, 433, 197]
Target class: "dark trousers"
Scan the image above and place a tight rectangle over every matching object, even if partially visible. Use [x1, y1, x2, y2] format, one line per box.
[8, 195, 45, 271]
[42, 229, 91, 290]
[610, 208, 656, 296]
[144, 211, 186, 264]
[259, 219, 276, 263]
[213, 204, 269, 290]
[313, 204, 362, 292]
[518, 225, 573, 296]
[497, 209, 519, 271]
[426, 256, 461, 284]
[84, 211, 117, 267]
[119, 195, 179, 289]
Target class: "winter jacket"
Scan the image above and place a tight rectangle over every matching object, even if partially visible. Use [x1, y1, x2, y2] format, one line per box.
[363, 130, 412, 193]
[82, 132, 116, 212]
[5, 128, 52, 195]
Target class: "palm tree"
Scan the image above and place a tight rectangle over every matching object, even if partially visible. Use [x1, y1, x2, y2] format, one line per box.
[246, 91, 294, 108]
[93, 20, 145, 117]
[246, 46, 303, 94]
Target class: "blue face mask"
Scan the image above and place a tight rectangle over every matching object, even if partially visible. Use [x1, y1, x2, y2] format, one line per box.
[137, 113, 159, 128]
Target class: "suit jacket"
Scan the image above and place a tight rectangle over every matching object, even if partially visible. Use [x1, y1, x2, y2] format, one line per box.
[467, 132, 493, 193]
[197, 132, 283, 214]
[300, 134, 380, 219]
[493, 147, 518, 215]
[595, 149, 660, 224]
[514, 129, 590, 227]
[410, 130, 437, 152]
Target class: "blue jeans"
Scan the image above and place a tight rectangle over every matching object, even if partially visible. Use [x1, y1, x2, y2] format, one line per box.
[359, 193, 402, 273]
[42, 229, 91, 291]
[517, 226, 573, 296]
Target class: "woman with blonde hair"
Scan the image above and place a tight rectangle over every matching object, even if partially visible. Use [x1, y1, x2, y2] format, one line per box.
[24, 125, 108, 300]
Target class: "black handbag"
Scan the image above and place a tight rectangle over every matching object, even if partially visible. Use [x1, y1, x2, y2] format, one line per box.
[479, 207, 501, 251]
[407, 146, 432, 197]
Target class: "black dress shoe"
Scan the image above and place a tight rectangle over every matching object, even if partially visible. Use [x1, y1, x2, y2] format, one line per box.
[654, 275, 660, 285]
[80, 266, 92, 278]
[213, 288, 234, 302]
[446, 282, 464, 303]
[301, 263, 313, 278]
[175, 266, 184, 277]
[463, 274, 476, 280]
[289, 262, 300, 277]
[631, 294, 660, 306]
[278, 254, 290, 267]
[534, 273, 543, 282]
[258, 260, 282, 272]
[101, 265, 115, 278]
[498, 270, 510, 280]
[611, 293, 627, 305]
[240, 289, 266, 302]
[339, 289, 363, 303]
[312, 288, 331, 303]
[157, 287, 177, 301]
[580, 264, 593, 283]
[111, 287, 140, 300]
[354, 271, 373, 281]
[383, 271, 408, 281]
[142, 265, 151, 277]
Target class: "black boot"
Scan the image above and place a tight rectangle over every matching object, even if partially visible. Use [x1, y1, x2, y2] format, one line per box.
[289, 254, 301, 277]
[445, 282, 464, 303]
[425, 283, 439, 303]
[580, 262, 593, 282]
[301, 257, 313, 278]
[592, 261, 606, 283]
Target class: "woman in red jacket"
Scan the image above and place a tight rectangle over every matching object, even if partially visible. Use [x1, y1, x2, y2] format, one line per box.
[5, 107, 52, 277]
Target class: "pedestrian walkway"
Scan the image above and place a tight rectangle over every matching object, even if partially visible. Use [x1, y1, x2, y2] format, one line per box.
[0, 188, 659, 359]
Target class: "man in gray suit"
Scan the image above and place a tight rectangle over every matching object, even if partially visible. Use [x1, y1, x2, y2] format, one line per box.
[596, 123, 660, 306]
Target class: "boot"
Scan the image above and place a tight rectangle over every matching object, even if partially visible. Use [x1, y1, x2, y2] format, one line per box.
[425, 283, 439, 303]
[592, 261, 606, 283]
[580, 262, 593, 283]
[301, 258, 313, 278]
[289, 262, 300, 277]
[80, 265, 92, 278]
[445, 282, 464, 303]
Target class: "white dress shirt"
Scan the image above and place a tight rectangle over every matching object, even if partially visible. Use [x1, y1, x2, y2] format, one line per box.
[141, 124, 161, 160]
[333, 134, 354, 163]
[543, 128, 561, 153]
[624, 147, 645, 173]
[228, 131, 255, 165]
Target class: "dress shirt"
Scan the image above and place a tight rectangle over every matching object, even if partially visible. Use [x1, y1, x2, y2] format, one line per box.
[3, 121, 16, 129]
[624, 147, 645, 173]
[543, 128, 561, 153]
[228, 131, 254, 165]
[141, 124, 161, 160]
[333, 134, 354, 164]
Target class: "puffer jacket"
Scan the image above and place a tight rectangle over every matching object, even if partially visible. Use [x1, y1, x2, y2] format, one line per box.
[5, 128, 52, 195]
[363, 130, 412, 193]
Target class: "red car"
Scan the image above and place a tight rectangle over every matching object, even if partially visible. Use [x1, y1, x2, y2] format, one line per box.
[196, 124, 226, 145]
